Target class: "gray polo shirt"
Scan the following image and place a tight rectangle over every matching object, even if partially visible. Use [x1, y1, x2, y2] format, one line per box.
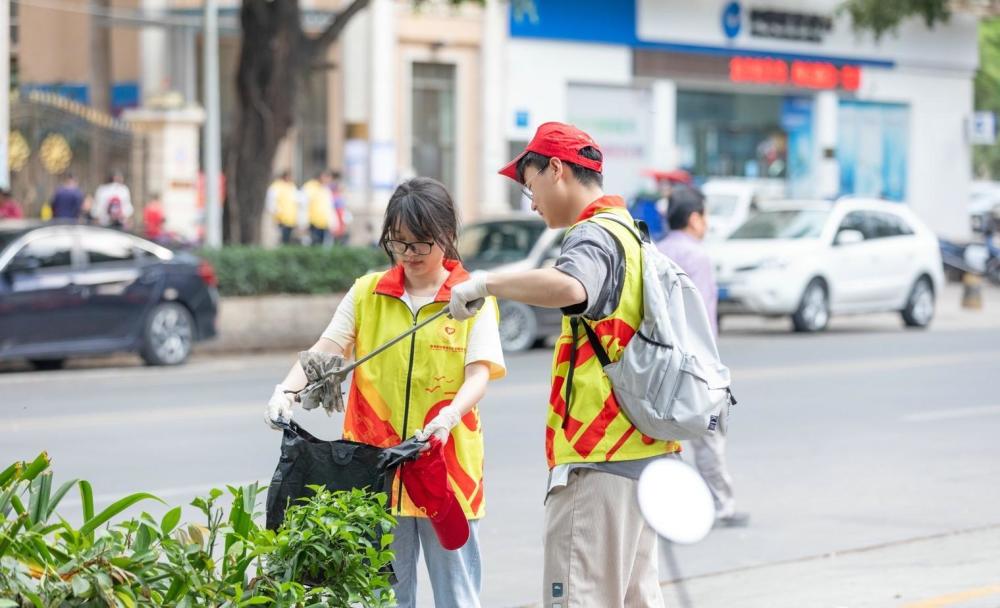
[547, 220, 673, 495]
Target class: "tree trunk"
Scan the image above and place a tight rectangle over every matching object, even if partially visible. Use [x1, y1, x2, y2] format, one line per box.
[89, 0, 112, 189]
[227, 0, 370, 244]
[226, 0, 304, 244]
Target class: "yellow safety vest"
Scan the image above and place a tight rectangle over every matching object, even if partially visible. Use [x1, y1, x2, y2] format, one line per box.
[271, 181, 299, 228]
[344, 259, 495, 519]
[547, 197, 682, 468]
[303, 179, 332, 229]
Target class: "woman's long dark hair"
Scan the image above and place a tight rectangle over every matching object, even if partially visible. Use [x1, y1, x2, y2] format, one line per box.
[379, 177, 461, 262]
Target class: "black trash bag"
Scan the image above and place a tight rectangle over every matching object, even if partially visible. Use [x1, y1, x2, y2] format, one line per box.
[265, 419, 424, 530]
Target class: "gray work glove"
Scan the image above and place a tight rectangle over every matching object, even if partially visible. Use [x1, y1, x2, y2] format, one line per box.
[297, 351, 352, 415]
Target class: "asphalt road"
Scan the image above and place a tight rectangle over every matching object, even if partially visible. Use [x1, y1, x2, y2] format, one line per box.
[3, 309, 999, 607]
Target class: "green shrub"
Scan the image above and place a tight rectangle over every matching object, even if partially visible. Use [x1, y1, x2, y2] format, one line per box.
[198, 246, 389, 297]
[0, 454, 397, 607]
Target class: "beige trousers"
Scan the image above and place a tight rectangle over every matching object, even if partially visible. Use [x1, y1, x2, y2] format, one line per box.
[542, 469, 665, 608]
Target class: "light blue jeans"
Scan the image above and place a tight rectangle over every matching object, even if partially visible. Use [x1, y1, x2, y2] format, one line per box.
[390, 516, 482, 608]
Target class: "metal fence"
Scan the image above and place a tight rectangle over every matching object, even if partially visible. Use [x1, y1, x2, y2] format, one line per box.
[9, 90, 147, 218]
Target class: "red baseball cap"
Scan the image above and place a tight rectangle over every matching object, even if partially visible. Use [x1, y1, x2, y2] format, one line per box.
[499, 122, 603, 183]
[643, 168, 694, 185]
[401, 437, 469, 551]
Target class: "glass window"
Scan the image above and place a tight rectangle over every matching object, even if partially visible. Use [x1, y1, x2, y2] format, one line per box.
[869, 212, 913, 238]
[14, 234, 74, 269]
[0, 231, 20, 252]
[81, 231, 136, 265]
[459, 221, 547, 269]
[729, 209, 829, 240]
[837, 211, 873, 239]
[706, 194, 741, 218]
[677, 91, 788, 179]
[412, 62, 456, 192]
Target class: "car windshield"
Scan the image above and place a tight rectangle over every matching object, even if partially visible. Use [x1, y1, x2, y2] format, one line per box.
[729, 209, 829, 240]
[0, 231, 21, 252]
[706, 194, 740, 217]
[459, 221, 546, 269]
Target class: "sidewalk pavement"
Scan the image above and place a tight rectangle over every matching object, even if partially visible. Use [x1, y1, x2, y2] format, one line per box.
[660, 524, 1000, 608]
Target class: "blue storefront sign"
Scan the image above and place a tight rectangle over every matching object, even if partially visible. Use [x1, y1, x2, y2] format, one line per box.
[781, 96, 814, 198]
[837, 101, 909, 202]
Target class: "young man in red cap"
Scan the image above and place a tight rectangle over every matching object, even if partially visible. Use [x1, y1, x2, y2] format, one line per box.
[449, 122, 678, 607]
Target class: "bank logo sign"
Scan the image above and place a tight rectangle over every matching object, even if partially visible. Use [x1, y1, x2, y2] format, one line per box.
[721, 2, 833, 44]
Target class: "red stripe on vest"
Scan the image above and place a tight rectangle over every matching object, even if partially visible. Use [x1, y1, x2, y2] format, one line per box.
[445, 437, 478, 499]
[604, 426, 636, 461]
[461, 410, 479, 432]
[550, 375, 567, 417]
[564, 415, 584, 439]
[545, 426, 555, 466]
[571, 392, 622, 458]
[345, 385, 401, 447]
[470, 479, 485, 513]
[594, 318, 636, 347]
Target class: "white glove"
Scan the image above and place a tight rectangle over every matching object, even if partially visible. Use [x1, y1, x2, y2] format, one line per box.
[416, 405, 462, 447]
[448, 271, 489, 321]
[266, 384, 294, 429]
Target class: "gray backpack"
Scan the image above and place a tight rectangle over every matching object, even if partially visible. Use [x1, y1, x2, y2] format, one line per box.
[569, 213, 735, 441]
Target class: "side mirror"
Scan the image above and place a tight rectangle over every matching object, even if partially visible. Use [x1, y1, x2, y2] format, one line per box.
[835, 229, 864, 246]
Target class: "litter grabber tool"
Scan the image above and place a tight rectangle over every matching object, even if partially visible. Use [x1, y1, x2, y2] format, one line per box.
[285, 307, 452, 416]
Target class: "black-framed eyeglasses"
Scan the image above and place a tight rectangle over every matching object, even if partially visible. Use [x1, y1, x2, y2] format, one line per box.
[521, 167, 546, 201]
[385, 239, 434, 256]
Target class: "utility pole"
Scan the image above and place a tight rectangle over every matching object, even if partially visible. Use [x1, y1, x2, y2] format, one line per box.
[0, 0, 9, 191]
[202, 0, 222, 247]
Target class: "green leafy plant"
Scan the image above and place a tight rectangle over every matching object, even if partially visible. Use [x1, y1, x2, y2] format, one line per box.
[0, 455, 397, 607]
[197, 245, 388, 297]
[255, 486, 396, 607]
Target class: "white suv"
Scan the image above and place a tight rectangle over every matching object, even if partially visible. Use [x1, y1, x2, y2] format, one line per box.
[709, 199, 944, 332]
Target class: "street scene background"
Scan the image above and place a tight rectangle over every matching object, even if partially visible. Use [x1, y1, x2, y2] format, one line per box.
[4, 0, 1000, 606]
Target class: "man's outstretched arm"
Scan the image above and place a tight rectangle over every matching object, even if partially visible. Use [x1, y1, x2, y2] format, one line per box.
[449, 268, 587, 319]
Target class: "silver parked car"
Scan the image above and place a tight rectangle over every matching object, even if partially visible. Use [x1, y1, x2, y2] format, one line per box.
[459, 216, 564, 352]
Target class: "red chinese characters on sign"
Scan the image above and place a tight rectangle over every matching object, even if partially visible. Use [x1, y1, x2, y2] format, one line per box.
[729, 56, 861, 91]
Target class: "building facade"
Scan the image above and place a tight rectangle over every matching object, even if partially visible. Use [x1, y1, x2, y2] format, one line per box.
[505, 0, 979, 239]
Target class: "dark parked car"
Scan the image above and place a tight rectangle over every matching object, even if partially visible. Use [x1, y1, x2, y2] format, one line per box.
[459, 216, 564, 352]
[0, 221, 218, 368]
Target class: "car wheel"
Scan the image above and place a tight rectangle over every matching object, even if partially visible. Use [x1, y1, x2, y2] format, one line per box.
[792, 279, 830, 333]
[498, 300, 539, 353]
[29, 358, 66, 371]
[140, 302, 194, 366]
[901, 276, 935, 328]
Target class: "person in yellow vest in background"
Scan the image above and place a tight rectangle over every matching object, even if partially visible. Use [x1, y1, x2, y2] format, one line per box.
[266, 170, 303, 245]
[449, 123, 678, 608]
[302, 169, 336, 247]
[266, 177, 506, 608]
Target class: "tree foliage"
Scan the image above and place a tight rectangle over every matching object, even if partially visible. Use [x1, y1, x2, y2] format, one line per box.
[839, 0, 952, 39]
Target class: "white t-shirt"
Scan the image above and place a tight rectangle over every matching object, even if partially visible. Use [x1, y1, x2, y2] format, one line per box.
[321, 285, 506, 380]
[92, 182, 133, 226]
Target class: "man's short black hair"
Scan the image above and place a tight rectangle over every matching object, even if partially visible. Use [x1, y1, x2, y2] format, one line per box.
[515, 146, 604, 188]
[667, 186, 706, 231]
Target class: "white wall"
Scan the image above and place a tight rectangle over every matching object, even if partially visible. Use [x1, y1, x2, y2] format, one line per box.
[859, 66, 974, 240]
[505, 40, 632, 141]
[637, 0, 978, 73]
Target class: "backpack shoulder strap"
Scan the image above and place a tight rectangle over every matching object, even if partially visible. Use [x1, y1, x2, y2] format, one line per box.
[591, 212, 651, 245]
[563, 316, 611, 429]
